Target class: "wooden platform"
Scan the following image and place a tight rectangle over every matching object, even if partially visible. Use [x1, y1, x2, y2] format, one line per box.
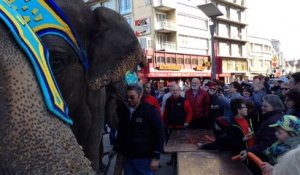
[164, 129, 215, 153]
[177, 151, 252, 175]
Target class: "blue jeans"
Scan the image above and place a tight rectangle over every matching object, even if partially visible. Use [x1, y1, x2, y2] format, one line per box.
[123, 158, 154, 175]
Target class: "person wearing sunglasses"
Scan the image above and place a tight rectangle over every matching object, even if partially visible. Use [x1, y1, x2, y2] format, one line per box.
[112, 83, 165, 175]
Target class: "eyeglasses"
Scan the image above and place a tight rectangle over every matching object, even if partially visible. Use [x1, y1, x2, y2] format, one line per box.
[127, 96, 135, 100]
[240, 106, 247, 109]
[209, 88, 216, 90]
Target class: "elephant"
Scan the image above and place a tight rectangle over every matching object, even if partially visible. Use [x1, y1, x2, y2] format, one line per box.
[0, 0, 144, 174]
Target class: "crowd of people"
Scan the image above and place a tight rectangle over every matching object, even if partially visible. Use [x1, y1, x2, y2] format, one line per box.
[110, 72, 300, 175]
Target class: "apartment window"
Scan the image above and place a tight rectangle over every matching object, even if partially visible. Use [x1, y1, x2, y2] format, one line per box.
[230, 8, 239, 21]
[177, 13, 208, 30]
[219, 42, 230, 56]
[254, 44, 263, 53]
[217, 5, 227, 19]
[178, 35, 208, 50]
[230, 26, 239, 39]
[144, 0, 151, 5]
[231, 43, 240, 57]
[156, 13, 167, 22]
[218, 23, 229, 38]
[264, 45, 269, 52]
[157, 34, 168, 47]
[119, 0, 132, 15]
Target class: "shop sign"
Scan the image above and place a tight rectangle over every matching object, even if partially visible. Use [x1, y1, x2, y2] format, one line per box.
[135, 18, 151, 36]
[195, 65, 205, 71]
[147, 72, 210, 77]
[158, 65, 181, 71]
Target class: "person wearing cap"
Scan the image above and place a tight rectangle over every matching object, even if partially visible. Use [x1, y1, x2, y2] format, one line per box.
[263, 115, 300, 164]
[260, 115, 300, 175]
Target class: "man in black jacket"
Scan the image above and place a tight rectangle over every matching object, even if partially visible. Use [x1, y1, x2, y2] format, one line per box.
[113, 83, 165, 175]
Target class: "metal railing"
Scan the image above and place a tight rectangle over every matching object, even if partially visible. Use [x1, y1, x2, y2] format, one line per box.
[155, 20, 176, 31]
[156, 42, 177, 51]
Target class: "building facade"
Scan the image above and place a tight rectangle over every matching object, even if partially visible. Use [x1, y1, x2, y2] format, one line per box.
[84, 0, 284, 83]
[246, 36, 274, 78]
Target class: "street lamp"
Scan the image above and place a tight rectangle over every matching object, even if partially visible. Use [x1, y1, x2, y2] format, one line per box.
[197, 3, 223, 80]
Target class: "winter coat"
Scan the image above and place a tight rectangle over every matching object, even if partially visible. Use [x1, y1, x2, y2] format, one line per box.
[114, 102, 165, 160]
[185, 88, 210, 120]
[247, 110, 284, 160]
[264, 136, 300, 165]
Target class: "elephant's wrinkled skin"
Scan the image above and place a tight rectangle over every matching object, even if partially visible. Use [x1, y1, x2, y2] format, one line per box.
[0, 0, 143, 174]
[0, 20, 94, 174]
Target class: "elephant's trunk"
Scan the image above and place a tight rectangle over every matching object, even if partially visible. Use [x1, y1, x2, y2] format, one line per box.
[0, 23, 95, 174]
[87, 44, 144, 91]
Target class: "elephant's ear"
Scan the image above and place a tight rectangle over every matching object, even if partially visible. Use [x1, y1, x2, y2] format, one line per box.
[87, 7, 145, 91]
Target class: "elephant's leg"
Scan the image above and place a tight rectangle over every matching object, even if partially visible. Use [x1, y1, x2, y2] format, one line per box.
[0, 23, 95, 174]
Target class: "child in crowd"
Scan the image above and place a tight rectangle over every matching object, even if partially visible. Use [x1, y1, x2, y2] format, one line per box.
[261, 115, 300, 175]
[264, 115, 300, 164]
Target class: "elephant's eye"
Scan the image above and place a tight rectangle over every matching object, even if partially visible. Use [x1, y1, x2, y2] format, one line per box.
[49, 54, 67, 74]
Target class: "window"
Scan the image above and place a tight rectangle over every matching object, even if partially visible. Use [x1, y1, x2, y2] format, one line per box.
[185, 58, 191, 64]
[119, 0, 132, 15]
[156, 13, 167, 22]
[230, 26, 239, 39]
[219, 42, 230, 56]
[177, 58, 184, 64]
[218, 23, 229, 38]
[230, 8, 239, 21]
[156, 56, 165, 63]
[171, 57, 176, 64]
[166, 57, 171, 63]
[231, 43, 240, 57]
[144, 0, 151, 5]
[177, 13, 208, 30]
[178, 35, 208, 50]
[123, 15, 133, 27]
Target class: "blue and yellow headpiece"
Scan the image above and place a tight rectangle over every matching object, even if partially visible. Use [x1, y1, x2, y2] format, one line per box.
[0, 0, 89, 125]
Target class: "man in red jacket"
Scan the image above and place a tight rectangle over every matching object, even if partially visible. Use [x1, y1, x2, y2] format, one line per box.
[185, 78, 210, 129]
[143, 82, 161, 116]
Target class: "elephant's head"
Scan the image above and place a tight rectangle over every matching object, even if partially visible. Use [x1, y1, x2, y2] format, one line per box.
[38, 2, 144, 173]
[0, 12, 94, 175]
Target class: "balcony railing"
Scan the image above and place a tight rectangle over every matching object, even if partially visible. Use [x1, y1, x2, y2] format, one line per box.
[155, 20, 176, 32]
[156, 42, 177, 51]
[153, 0, 176, 10]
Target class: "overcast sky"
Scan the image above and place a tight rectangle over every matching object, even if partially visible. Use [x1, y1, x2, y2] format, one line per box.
[247, 0, 300, 60]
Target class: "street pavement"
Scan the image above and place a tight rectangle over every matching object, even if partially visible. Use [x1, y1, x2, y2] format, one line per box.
[102, 134, 174, 175]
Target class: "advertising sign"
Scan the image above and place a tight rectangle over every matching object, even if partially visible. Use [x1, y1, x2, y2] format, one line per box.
[135, 18, 151, 36]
